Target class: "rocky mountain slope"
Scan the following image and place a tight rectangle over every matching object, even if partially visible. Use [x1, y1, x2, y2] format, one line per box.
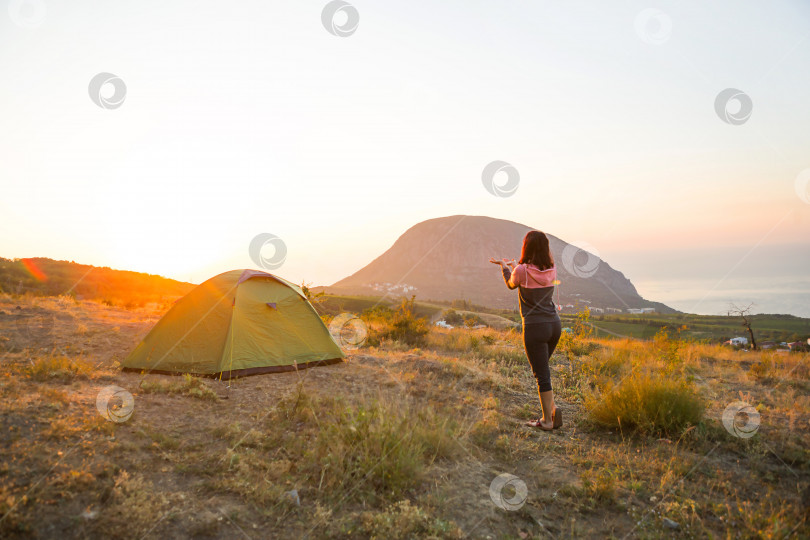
[330, 215, 675, 313]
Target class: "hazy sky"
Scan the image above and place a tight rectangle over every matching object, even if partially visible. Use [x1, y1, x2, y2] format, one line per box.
[2, 1, 809, 315]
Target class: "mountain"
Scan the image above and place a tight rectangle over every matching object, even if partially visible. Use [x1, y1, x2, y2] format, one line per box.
[329, 215, 676, 313]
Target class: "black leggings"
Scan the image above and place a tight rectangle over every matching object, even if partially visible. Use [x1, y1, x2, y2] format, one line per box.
[522, 320, 562, 393]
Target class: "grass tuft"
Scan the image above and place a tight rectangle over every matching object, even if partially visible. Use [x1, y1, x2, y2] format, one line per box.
[219, 386, 463, 506]
[139, 373, 219, 401]
[585, 373, 705, 436]
[27, 355, 94, 382]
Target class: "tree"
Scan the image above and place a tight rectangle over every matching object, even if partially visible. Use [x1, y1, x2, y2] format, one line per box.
[300, 281, 325, 311]
[443, 309, 464, 326]
[463, 313, 484, 327]
[727, 302, 757, 351]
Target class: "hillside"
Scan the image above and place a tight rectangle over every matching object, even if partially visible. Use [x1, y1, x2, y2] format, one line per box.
[0, 258, 194, 307]
[329, 215, 676, 313]
[0, 294, 806, 538]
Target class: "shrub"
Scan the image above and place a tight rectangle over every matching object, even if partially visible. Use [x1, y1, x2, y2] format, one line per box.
[574, 309, 593, 338]
[749, 352, 778, 381]
[443, 309, 463, 326]
[557, 330, 573, 353]
[585, 373, 705, 436]
[568, 340, 599, 357]
[364, 296, 429, 347]
[653, 325, 687, 374]
[462, 313, 484, 327]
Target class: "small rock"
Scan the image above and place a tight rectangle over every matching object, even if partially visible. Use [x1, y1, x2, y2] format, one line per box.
[80, 509, 98, 520]
[663, 517, 679, 530]
[285, 489, 300, 506]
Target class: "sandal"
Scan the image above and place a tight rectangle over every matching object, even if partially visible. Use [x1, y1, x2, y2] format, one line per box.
[525, 418, 554, 431]
[525, 407, 563, 431]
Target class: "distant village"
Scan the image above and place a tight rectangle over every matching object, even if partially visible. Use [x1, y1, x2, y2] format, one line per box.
[557, 295, 656, 314]
[723, 336, 809, 352]
[558, 303, 656, 315]
[367, 282, 418, 294]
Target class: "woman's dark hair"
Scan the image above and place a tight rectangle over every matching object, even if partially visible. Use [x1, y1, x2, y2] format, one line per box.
[519, 230, 554, 270]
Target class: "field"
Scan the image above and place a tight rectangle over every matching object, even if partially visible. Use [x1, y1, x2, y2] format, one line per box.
[562, 313, 810, 343]
[1, 293, 808, 539]
[580, 313, 810, 344]
[317, 292, 810, 345]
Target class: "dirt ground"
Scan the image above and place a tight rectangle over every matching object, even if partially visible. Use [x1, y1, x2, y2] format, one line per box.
[0, 295, 807, 539]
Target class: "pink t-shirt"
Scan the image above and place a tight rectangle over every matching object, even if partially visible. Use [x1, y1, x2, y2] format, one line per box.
[508, 263, 556, 289]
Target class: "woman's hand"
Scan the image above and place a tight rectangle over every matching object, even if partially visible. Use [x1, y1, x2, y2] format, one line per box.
[489, 258, 516, 268]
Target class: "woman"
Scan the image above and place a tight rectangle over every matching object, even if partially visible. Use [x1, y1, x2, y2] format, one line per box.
[490, 230, 563, 430]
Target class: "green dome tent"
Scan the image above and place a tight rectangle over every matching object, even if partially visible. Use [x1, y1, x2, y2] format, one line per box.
[123, 269, 344, 379]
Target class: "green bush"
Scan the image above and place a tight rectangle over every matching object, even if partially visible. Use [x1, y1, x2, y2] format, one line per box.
[364, 296, 429, 347]
[442, 309, 463, 326]
[462, 314, 484, 327]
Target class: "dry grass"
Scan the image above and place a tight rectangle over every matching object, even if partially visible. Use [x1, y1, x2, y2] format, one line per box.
[26, 354, 96, 382]
[585, 373, 705, 435]
[0, 294, 807, 538]
[139, 373, 219, 401]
